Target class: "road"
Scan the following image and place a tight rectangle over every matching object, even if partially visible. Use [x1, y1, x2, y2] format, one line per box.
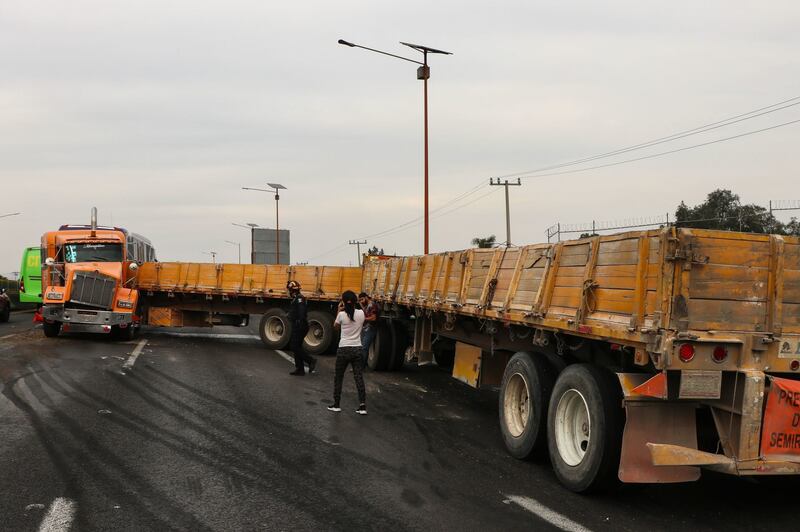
[0, 318, 797, 531]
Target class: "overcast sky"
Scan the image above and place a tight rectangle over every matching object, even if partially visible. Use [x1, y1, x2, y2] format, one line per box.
[1, 1, 798, 275]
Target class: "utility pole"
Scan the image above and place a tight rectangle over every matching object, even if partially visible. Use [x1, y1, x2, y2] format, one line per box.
[203, 251, 218, 264]
[489, 178, 522, 246]
[349, 240, 367, 266]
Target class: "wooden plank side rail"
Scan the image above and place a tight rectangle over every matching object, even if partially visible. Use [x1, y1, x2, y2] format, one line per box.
[137, 263, 362, 302]
[357, 228, 800, 351]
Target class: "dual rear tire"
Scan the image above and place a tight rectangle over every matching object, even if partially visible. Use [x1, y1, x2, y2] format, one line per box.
[367, 320, 408, 371]
[258, 308, 335, 356]
[499, 355, 624, 493]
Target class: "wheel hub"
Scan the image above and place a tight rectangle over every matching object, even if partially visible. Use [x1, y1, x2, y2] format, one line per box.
[554, 388, 591, 466]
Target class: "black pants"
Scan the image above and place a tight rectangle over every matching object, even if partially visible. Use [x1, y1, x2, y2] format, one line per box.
[291, 326, 316, 372]
[333, 346, 366, 405]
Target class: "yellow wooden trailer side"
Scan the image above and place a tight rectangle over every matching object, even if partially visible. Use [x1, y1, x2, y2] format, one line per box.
[136, 262, 363, 301]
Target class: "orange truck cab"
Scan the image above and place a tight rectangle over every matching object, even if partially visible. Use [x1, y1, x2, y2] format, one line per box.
[40, 208, 154, 339]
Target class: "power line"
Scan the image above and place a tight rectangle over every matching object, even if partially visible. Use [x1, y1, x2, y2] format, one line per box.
[517, 117, 800, 180]
[496, 95, 800, 179]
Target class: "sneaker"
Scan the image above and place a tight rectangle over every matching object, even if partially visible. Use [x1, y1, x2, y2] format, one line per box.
[327, 404, 341, 412]
[289, 370, 305, 376]
[355, 405, 367, 415]
[308, 359, 317, 374]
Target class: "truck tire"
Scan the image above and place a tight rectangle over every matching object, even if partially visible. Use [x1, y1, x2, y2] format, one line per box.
[389, 321, 409, 371]
[547, 364, 624, 493]
[304, 310, 334, 356]
[259, 308, 292, 350]
[499, 352, 555, 460]
[43, 320, 61, 338]
[367, 320, 392, 371]
[113, 324, 136, 341]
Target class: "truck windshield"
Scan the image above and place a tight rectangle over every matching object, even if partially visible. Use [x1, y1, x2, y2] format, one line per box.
[64, 243, 123, 263]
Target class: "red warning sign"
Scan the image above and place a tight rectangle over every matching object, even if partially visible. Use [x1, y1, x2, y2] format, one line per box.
[761, 377, 800, 460]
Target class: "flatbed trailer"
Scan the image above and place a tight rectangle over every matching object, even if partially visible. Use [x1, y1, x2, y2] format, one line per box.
[135, 262, 362, 355]
[361, 227, 800, 491]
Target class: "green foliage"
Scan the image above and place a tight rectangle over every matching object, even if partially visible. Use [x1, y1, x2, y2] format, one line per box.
[676, 189, 796, 235]
[471, 235, 497, 248]
[367, 245, 385, 256]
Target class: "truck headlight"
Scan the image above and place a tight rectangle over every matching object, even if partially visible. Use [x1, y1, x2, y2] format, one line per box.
[46, 292, 63, 300]
[117, 300, 134, 309]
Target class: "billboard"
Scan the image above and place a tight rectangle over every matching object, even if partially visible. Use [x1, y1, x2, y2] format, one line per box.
[252, 228, 290, 265]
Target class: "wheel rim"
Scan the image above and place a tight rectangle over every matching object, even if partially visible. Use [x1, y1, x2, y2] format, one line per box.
[554, 388, 591, 467]
[305, 319, 324, 348]
[503, 372, 530, 438]
[263, 316, 286, 342]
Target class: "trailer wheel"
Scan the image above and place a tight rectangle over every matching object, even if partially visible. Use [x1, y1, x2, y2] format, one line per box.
[259, 309, 292, 350]
[389, 321, 409, 371]
[499, 352, 555, 459]
[43, 320, 61, 338]
[304, 310, 334, 356]
[547, 364, 624, 493]
[367, 320, 392, 371]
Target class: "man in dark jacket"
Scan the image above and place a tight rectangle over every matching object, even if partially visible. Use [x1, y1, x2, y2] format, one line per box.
[287, 280, 317, 376]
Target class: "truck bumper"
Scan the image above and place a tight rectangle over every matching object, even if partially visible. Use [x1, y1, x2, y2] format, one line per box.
[42, 306, 132, 333]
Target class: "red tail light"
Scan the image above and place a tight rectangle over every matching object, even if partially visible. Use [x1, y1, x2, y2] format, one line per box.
[791, 360, 799, 372]
[19, 279, 24, 293]
[712, 345, 728, 363]
[678, 343, 695, 363]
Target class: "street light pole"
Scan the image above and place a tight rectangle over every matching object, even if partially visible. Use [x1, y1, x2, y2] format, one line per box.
[225, 240, 241, 264]
[338, 39, 451, 254]
[489, 178, 522, 247]
[243, 183, 286, 264]
[0, 212, 21, 219]
[203, 251, 218, 264]
[232, 222, 259, 263]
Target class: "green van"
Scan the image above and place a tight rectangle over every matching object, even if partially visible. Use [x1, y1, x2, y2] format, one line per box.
[19, 246, 42, 304]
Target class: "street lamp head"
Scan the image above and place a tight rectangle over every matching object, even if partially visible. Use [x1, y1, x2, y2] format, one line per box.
[267, 183, 286, 190]
[338, 39, 356, 47]
[246, 222, 259, 228]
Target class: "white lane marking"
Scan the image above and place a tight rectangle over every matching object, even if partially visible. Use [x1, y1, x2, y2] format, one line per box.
[276, 349, 312, 370]
[144, 331, 259, 340]
[504, 494, 594, 532]
[38, 497, 76, 532]
[275, 349, 295, 364]
[122, 339, 148, 370]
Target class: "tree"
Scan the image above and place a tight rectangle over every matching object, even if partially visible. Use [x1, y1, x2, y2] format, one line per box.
[367, 246, 384, 256]
[675, 189, 784, 234]
[471, 235, 496, 248]
[785, 217, 800, 236]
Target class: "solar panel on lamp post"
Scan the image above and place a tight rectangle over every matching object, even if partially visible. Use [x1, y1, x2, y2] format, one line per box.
[337, 39, 451, 255]
[232, 222, 259, 263]
[243, 183, 287, 264]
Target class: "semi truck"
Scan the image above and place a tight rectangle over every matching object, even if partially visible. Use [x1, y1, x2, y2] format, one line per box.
[360, 226, 800, 492]
[43, 215, 800, 492]
[39, 208, 155, 339]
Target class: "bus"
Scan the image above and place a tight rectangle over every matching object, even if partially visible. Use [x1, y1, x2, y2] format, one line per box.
[19, 246, 42, 304]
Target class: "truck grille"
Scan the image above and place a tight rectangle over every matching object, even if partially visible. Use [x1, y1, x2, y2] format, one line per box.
[70, 271, 116, 309]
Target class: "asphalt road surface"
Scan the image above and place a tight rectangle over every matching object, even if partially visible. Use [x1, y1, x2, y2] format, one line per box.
[1, 317, 798, 531]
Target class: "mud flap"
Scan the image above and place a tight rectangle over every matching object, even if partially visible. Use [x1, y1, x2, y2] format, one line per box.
[618, 402, 701, 483]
